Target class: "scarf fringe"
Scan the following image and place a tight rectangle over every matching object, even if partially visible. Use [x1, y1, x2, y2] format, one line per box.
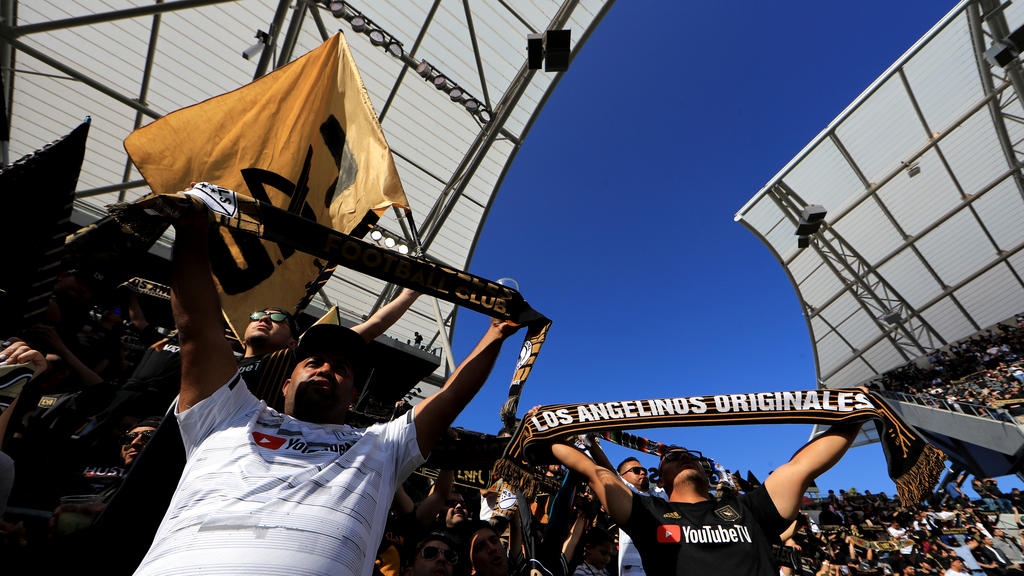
[492, 458, 540, 500]
[894, 444, 946, 506]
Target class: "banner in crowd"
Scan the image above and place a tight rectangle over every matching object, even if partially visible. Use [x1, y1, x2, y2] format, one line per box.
[124, 33, 407, 337]
[494, 388, 945, 504]
[1, 119, 90, 332]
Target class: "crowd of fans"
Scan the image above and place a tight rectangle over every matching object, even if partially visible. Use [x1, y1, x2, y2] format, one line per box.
[3, 266, 1024, 575]
[877, 315, 1024, 417]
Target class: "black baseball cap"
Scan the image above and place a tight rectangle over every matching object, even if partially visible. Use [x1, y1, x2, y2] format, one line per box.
[294, 324, 368, 387]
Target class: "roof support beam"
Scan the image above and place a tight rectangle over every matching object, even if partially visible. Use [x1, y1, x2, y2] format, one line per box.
[9, 0, 239, 37]
[0, 29, 162, 119]
[821, 233, 1024, 384]
[276, 0, 309, 67]
[120, 1, 164, 202]
[970, 1, 1024, 203]
[253, 0, 291, 79]
[462, 0, 491, 109]
[378, 0, 442, 123]
[417, 0, 581, 251]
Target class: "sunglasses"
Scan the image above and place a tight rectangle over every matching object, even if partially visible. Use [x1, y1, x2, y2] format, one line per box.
[661, 448, 704, 464]
[249, 311, 290, 323]
[121, 429, 155, 445]
[623, 466, 647, 476]
[421, 545, 458, 564]
[446, 499, 466, 508]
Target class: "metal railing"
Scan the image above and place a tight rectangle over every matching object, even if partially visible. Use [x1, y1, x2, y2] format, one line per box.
[878, 390, 1018, 424]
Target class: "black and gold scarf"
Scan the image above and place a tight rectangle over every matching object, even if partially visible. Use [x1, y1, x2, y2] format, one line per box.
[493, 388, 944, 506]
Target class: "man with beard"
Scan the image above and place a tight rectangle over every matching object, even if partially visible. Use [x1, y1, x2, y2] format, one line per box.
[132, 211, 520, 576]
[551, 422, 863, 576]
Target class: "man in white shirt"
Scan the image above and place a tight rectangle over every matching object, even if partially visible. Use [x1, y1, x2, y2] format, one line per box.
[133, 210, 519, 576]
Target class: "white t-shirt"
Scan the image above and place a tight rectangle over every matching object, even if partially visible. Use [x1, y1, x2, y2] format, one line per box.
[134, 372, 424, 576]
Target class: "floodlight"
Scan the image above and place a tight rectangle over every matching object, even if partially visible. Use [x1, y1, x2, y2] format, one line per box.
[527, 34, 544, 69]
[463, 98, 480, 112]
[369, 30, 386, 46]
[386, 41, 403, 58]
[416, 60, 433, 77]
[449, 86, 464, 101]
[397, 244, 409, 255]
[543, 29, 571, 72]
[795, 204, 826, 236]
[985, 24, 1024, 68]
[351, 15, 366, 32]
[384, 237, 396, 248]
[370, 230, 383, 241]
[797, 235, 810, 249]
[432, 75, 448, 89]
[329, 1, 349, 19]
[477, 108, 492, 123]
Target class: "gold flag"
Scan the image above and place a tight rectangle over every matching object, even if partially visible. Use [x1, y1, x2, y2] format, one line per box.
[125, 33, 407, 336]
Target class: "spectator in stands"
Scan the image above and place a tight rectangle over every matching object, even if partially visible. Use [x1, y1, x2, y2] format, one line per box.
[405, 532, 460, 576]
[572, 528, 613, 576]
[49, 417, 159, 535]
[128, 209, 520, 575]
[551, 421, 864, 575]
[468, 521, 513, 576]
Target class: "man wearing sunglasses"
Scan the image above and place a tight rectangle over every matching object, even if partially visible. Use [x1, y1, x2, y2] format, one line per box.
[406, 533, 460, 576]
[131, 211, 520, 576]
[551, 422, 863, 575]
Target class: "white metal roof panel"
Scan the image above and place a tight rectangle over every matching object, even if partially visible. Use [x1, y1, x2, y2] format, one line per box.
[736, 0, 1024, 393]
[4, 0, 615, 386]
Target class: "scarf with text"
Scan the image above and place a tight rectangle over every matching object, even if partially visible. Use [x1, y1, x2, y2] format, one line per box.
[102, 185, 553, 421]
[494, 388, 945, 505]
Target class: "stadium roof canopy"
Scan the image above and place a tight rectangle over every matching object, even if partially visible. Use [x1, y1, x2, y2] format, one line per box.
[736, 0, 1024, 396]
[0, 0, 613, 385]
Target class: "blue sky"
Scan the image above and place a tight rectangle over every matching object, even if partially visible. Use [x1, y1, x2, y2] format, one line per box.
[439, 0, 1021, 497]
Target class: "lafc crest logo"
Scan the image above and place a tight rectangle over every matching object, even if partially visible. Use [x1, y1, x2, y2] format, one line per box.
[663, 511, 681, 519]
[714, 505, 741, 522]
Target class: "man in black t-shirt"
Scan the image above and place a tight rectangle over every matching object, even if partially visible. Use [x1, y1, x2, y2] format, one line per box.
[551, 421, 863, 575]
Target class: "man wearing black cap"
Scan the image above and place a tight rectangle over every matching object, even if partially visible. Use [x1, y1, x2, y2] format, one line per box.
[132, 210, 519, 576]
[551, 422, 863, 576]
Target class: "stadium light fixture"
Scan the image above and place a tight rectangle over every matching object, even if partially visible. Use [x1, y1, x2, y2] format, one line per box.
[985, 23, 1024, 68]
[527, 29, 572, 72]
[350, 15, 367, 33]
[795, 204, 827, 236]
[384, 237, 396, 248]
[370, 229, 383, 241]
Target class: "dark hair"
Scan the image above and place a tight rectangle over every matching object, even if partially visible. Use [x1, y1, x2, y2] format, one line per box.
[584, 527, 613, 548]
[616, 457, 640, 474]
[126, 416, 163, 433]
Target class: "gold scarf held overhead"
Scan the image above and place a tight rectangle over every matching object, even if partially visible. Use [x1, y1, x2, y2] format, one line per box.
[125, 33, 406, 337]
[493, 389, 945, 506]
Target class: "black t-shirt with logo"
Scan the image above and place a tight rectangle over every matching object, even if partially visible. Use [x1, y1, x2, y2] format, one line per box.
[622, 487, 789, 576]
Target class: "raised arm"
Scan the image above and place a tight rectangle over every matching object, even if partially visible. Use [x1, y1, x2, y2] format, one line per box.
[550, 443, 633, 526]
[412, 318, 518, 455]
[352, 288, 420, 342]
[171, 212, 236, 412]
[764, 422, 862, 521]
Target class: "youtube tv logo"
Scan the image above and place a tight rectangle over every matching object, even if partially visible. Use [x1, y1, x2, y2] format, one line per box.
[657, 525, 681, 543]
[252, 431, 286, 450]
